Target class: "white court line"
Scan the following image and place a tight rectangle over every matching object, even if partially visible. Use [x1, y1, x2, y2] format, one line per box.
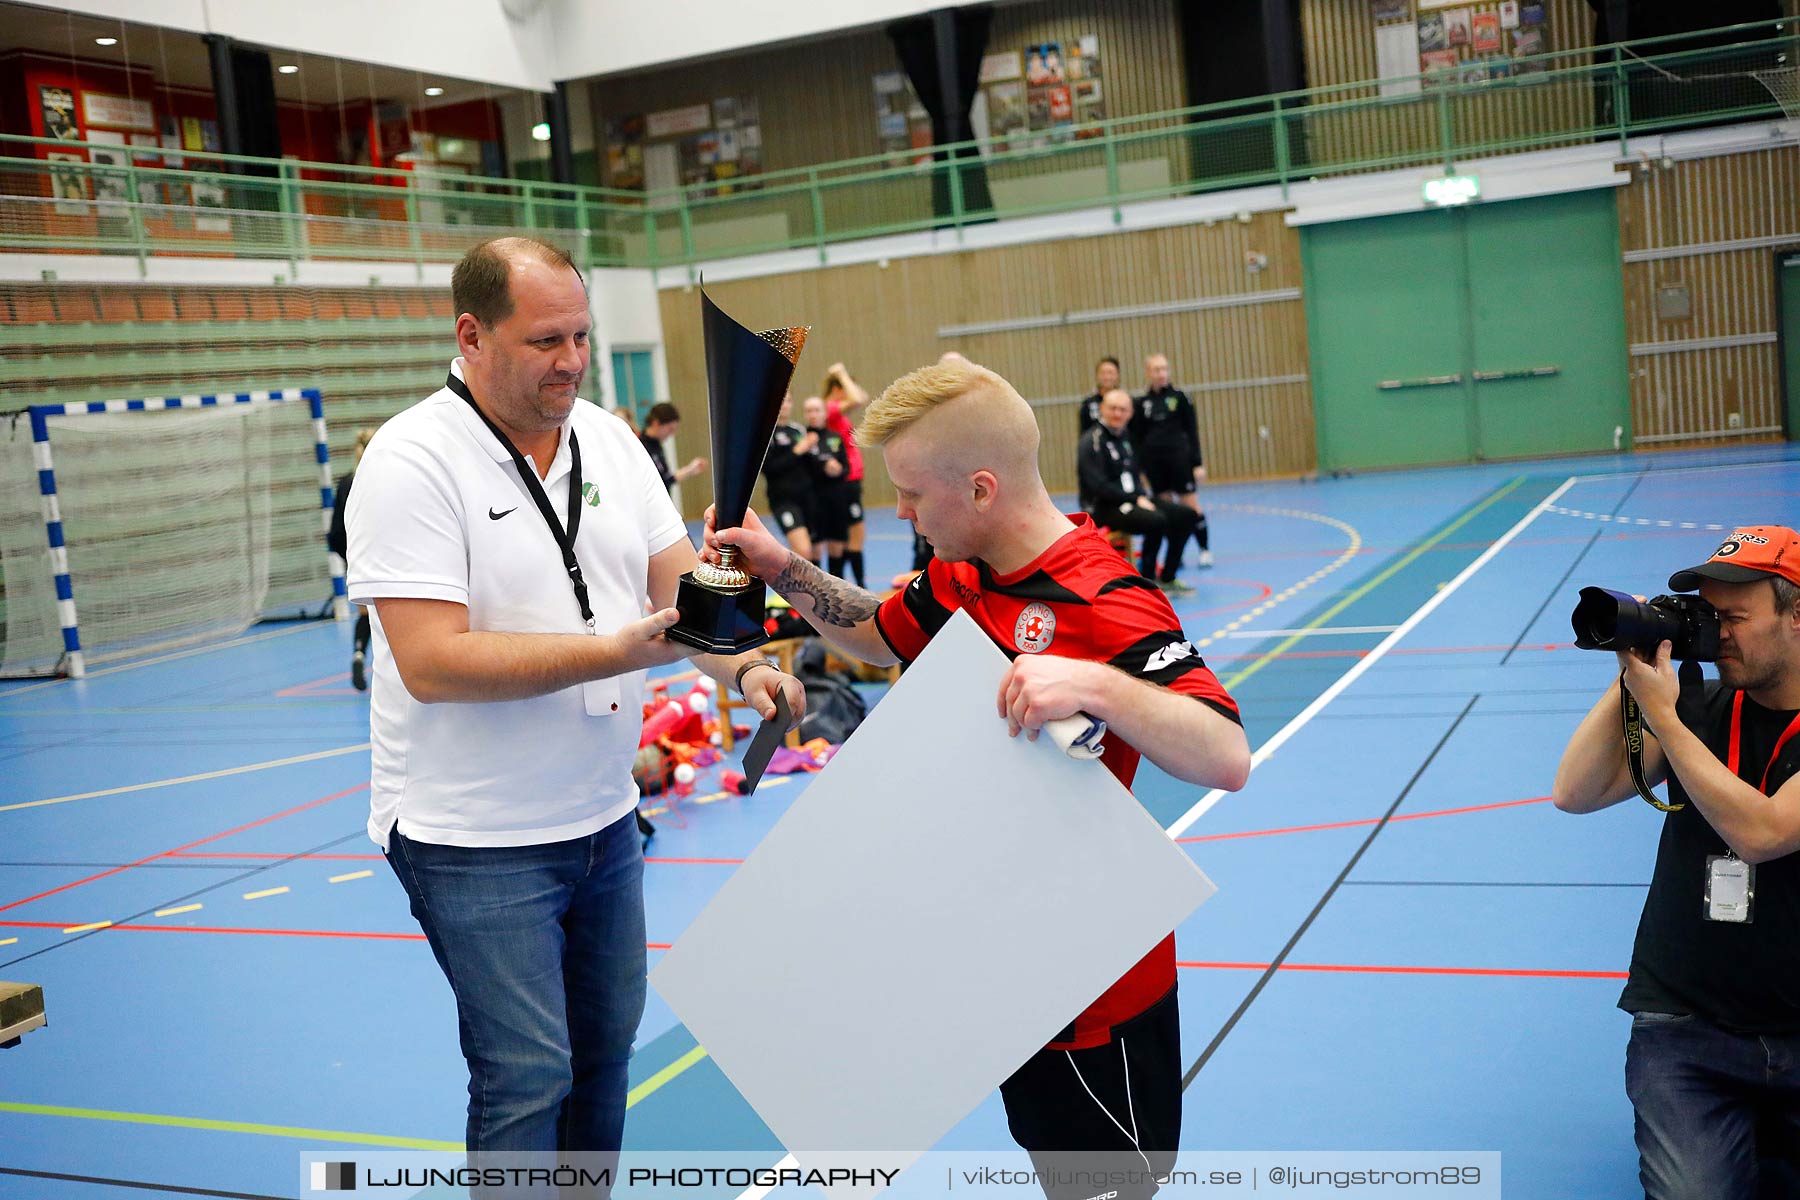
[0, 743, 370, 814]
[1164, 476, 1579, 839]
[0, 624, 321, 697]
[1220, 625, 1400, 639]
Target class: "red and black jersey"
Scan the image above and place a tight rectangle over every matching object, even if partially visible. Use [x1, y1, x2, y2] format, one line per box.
[874, 513, 1240, 1050]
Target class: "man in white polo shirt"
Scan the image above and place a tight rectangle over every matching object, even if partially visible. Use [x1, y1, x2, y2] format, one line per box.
[346, 236, 803, 1168]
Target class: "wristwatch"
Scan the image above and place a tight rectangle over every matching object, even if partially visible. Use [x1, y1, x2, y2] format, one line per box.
[733, 657, 781, 698]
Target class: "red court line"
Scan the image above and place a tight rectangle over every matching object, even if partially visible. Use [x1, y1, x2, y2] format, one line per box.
[644, 856, 745, 865]
[1175, 959, 1626, 980]
[0, 919, 676, 952]
[0, 919, 424, 941]
[1175, 579, 1273, 620]
[0, 783, 370, 914]
[274, 672, 350, 698]
[170, 852, 383, 861]
[1176, 795, 1552, 845]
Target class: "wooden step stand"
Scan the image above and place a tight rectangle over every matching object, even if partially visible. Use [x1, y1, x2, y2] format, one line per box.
[0, 981, 46, 1049]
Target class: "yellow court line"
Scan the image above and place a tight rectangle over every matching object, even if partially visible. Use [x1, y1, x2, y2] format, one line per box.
[640, 773, 794, 820]
[1221, 477, 1526, 692]
[0, 1046, 711, 1148]
[0, 743, 370, 815]
[329, 870, 374, 884]
[0, 624, 320, 696]
[242, 887, 289, 901]
[154, 904, 202, 917]
[0, 1102, 463, 1150]
[626, 1046, 709, 1108]
[61, 921, 111, 934]
[0, 937, 16, 946]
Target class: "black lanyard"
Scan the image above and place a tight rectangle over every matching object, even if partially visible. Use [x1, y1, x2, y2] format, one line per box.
[445, 371, 592, 627]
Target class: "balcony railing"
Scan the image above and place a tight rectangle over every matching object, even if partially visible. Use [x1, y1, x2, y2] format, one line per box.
[1, 19, 1791, 273]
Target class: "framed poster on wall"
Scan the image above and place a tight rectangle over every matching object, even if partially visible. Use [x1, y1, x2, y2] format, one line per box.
[40, 86, 78, 142]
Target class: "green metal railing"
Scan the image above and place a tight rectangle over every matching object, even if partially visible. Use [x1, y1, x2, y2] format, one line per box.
[1, 19, 1791, 273]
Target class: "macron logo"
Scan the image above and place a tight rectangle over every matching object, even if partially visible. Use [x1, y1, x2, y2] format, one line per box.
[1144, 641, 1198, 673]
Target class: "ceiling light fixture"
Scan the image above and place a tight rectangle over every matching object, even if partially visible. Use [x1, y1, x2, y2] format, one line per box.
[424, 86, 444, 97]
[278, 64, 299, 75]
[95, 36, 118, 46]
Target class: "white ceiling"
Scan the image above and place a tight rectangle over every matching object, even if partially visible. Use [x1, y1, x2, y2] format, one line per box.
[3, 0, 544, 100]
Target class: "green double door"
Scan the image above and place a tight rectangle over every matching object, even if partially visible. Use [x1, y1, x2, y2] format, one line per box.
[1304, 189, 1632, 471]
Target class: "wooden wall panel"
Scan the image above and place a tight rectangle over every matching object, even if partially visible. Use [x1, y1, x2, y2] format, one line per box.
[1617, 145, 1800, 446]
[659, 211, 1313, 518]
[588, 0, 1190, 237]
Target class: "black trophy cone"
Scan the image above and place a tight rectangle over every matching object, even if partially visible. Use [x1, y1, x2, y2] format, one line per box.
[668, 291, 809, 655]
[701, 289, 807, 531]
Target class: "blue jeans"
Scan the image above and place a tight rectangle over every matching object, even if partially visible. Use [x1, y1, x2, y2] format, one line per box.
[1625, 1010, 1800, 1200]
[386, 812, 647, 1159]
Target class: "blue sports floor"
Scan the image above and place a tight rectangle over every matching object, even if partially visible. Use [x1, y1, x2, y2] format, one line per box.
[2, 443, 1796, 1198]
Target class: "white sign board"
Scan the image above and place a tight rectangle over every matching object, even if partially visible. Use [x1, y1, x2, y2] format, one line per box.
[651, 611, 1216, 1188]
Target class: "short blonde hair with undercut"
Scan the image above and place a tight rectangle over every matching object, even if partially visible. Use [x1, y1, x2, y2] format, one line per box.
[860, 357, 1040, 466]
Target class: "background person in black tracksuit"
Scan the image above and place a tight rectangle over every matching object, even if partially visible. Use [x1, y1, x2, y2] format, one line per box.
[1132, 354, 1210, 569]
[638, 402, 707, 496]
[802, 394, 851, 574]
[1078, 390, 1199, 593]
[760, 392, 818, 564]
[327, 427, 377, 690]
[1077, 355, 1121, 434]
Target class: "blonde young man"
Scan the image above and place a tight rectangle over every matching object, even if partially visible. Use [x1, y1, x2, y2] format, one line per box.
[708, 355, 1251, 1197]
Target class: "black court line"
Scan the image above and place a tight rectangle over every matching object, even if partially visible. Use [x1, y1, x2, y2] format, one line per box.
[0, 1166, 287, 1199]
[1500, 471, 1646, 666]
[1342, 880, 1650, 888]
[0, 831, 370, 972]
[1181, 693, 1479, 1091]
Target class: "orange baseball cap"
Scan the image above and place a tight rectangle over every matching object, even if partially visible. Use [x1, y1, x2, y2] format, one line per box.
[1668, 526, 1800, 591]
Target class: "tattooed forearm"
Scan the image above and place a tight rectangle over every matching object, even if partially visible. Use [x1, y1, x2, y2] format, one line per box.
[769, 552, 880, 628]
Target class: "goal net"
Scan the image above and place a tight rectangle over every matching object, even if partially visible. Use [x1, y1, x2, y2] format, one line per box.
[0, 390, 346, 678]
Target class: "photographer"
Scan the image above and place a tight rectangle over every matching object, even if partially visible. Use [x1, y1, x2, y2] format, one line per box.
[1553, 526, 1800, 1200]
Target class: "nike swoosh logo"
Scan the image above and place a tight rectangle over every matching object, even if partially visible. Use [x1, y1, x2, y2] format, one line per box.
[489, 506, 517, 520]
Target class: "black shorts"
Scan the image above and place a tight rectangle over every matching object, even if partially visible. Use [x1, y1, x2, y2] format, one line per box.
[998, 988, 1181, 1200]
[768, 494, 811, 540]
[810, 482, 852, 543]
[1142, 454, 1196, 496]
[844, 479, 864, 526]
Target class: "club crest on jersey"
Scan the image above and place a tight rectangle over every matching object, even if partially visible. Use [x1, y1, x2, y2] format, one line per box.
[1014, 602, 1057, 654]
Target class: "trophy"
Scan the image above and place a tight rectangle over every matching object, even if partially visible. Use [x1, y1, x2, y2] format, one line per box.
[665, 290, 809, 654]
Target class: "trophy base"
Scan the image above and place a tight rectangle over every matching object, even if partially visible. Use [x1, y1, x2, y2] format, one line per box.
[668, 573, 771, 655]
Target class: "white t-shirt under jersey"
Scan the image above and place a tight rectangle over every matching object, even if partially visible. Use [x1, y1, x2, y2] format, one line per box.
[347, 358, 687, 849]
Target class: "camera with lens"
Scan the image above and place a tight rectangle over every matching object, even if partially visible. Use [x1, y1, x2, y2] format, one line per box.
[1571, 588, 1720, 662]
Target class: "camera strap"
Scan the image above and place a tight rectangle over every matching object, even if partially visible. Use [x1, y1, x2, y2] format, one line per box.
[1618, 676, 1683, 812]
[446, 371, 593, 628]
